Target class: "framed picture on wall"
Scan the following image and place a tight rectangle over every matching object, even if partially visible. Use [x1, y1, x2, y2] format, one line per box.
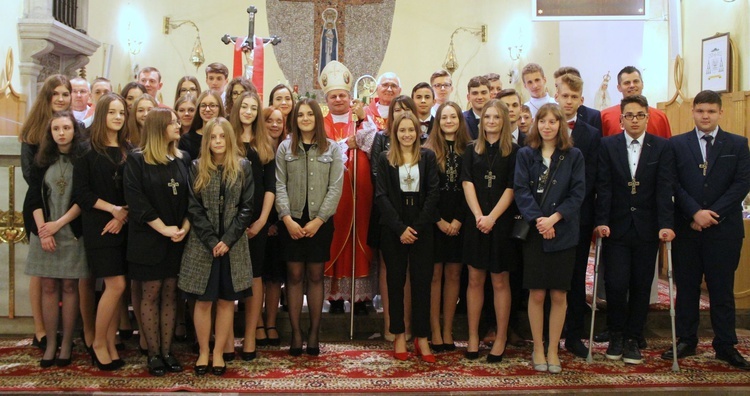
[702, 33, 731, 93]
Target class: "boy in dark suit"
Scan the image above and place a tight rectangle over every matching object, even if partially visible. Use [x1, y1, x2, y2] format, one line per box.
[554, 74, 602, 358]
[595, 95, 675, 364]
[462, 76, 490, 140]
[553, 66, 602, 134]
[497, 89, 526, 146]
[664, 90, 750, 370]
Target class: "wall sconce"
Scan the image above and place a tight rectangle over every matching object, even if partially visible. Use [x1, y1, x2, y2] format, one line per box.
[163, 17, 205, 70]
[442, 25, 488, 75]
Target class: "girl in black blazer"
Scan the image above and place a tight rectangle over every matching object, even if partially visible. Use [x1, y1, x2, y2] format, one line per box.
[376, 112, 440, 363]
[514, 103, 585, 374]
[124, 108, 191, 376]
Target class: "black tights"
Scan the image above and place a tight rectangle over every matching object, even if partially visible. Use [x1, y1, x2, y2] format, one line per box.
[286, 262, 323, 349]
[140, 278, 178, 357]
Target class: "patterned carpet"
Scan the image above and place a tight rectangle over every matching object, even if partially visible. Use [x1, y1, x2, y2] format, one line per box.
[0, 336, 748, 393]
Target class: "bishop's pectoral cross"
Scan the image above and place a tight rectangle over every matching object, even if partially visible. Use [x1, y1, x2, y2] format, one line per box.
[168, 178, 180, 195]
[485, 171, 496, 188]
[446, 166, 458, 183]
[628, 177, 640, 195]
[699, 161, 708, 176]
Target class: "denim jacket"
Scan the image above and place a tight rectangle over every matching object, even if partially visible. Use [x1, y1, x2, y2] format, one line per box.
[275, 138, 344, 222]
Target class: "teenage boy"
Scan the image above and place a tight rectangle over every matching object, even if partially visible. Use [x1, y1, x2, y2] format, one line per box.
[485, 73, 503, 98]
[665, 90, 750, 370]
[554, 74, 602, 358]
[412, 82, 435, 137]
[553, 66, 602, 133]
[463, 76, 491, 139]
[496, 89, 525, 146]
[521, 63, 556, 119]
[518, 105, 531, 135]
[430, 70, 453, 115]
[205, 62, 229, 97]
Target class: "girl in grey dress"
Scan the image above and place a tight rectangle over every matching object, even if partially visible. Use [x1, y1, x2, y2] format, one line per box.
[24, 111, 88, 367]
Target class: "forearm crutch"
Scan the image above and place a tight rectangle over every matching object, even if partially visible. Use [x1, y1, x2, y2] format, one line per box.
[586, 236, 603, 363]
[665, 241, 680, 372]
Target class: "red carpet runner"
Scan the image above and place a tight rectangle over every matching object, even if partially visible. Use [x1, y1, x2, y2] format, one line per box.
[0, 337, 748, 393]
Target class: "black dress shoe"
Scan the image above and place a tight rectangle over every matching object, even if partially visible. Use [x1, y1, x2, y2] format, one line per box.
[565, 339, 589, 359]
[487, 353, 504, 363]
[194, 364, 209, 376]
[163, 353, 183, 372]
[716, 348, 750, 370]
[594, 329, 610, 343]
[329, 300, 345, 314]
[289, 347, 303, 357]
[306, 346, 320, 356]
[241, 350, 257, 361]
[40, 358, 55, 368]
[32, 335, 47, 350]
[147, 355, 166, 377]
[661, 343, 696, 360]
[430, 343, 445, 353]
[211, 364, 227, 376]
[223, 351, 236, 362]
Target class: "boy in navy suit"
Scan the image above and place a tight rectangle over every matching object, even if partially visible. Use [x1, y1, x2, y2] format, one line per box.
[553, 66, 602, 134]
[595, 95, 675, 364]
[497, 89, 526, 146]
[664, 90, 750, 370]
[554, 74, 602, 359]
[462, 76, 490, 140]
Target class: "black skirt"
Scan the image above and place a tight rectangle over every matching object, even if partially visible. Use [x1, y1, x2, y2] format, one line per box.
[248, 223, 269, 278]
[522, 231, 576, 290]
[433, 224, 463, 263]
[87, 245, 128, 278]
[128, 242, 182, 281]
[262, 223, 286, 282]
[279, 212, 335, 263]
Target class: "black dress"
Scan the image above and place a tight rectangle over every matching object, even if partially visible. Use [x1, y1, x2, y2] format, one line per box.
[123, 151, 191, 281]
[244, 143, 276, 277]
[73, 145, 130, 278]
[178, 128, 202, 160]
[460, 141, 519, 273]
[434, 140, 466, 263]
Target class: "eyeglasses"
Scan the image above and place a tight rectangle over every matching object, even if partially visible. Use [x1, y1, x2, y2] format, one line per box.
[622, 113, 647, 121]
[432, 83, 452, 90]
[199, 104, 219, 110]
[380, 83, 399, 91]
[179, 87, 198, 94]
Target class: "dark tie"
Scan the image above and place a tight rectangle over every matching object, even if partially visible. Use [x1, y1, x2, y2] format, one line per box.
[421, 120, 430, 128]
[568, 121, 575, 130]
[702, 134, 713, 161]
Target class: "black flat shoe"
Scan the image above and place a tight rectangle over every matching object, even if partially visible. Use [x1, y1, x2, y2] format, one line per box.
[40, 358, 55, 368]
[55, 357, 72, 367]
[147, 355, 166, 377]
[211, 364, 227, 376]
[222, 352, 236, 362]
[306, 346, 320, 356]
[194, 364, 209, 376]
[118, 329, 134, 340]
[289, 347, 303, 357]
[241, 350, 257, 361]
[163, 353, 183, 372]
[266, 327, 281, 347]
[565, 338, 590, 359]
[430, 343, 445, 353]
[487, 352, 504, 363]
[465, 351, 479, 360]
[32, 335, 47, 350]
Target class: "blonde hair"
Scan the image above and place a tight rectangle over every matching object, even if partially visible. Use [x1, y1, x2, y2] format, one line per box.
[230, 91, 274, 164]
[141, 108, 183, 165]
[424, 101, 468, 173]
[193, 117, 243, 194]
[474, 99, 513, 157]
[387, 112, 421, 167]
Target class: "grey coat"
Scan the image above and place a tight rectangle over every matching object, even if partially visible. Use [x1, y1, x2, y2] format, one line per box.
[178, 159, 254, 295]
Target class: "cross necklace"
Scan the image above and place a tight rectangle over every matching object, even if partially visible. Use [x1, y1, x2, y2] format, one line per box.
[55, 156, 71, 195]
[484, 143, 499, 188]
[404, 164, 415, 190]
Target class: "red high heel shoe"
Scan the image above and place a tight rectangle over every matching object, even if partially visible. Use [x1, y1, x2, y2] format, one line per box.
[393, 340, 409, 361]
[414, 339, 436, 363]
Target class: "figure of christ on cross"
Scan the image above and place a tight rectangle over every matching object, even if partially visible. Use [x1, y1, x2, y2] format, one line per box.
[280, 0, 383, 88]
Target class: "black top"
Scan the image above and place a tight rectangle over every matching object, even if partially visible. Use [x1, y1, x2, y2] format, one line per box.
[178, 128, 202, 160]
[243, 142, 276, 222]
[460, 141, 518, 214]
[73, 145, 129, 249]
[123, 150, 191, 265]
[370, 131, 391, 180]
[437, 140, 467, 223]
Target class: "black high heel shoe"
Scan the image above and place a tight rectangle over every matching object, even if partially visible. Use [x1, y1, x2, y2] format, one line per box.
[255, 326, 269, 347]
[487, 352, 504, 363]
[306, 346, 320, 356]
[266, 327, 281, 347]
[194, 362, 209, 376]
[147, 355, 166, 377]
[32, 335, 47, 350]
[211, 363, 227, 376]
[40, 358, 55, 368]
[55, 357, 72, 367]
[90, 347, 117, 371]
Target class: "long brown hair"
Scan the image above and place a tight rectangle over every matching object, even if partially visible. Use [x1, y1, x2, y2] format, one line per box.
[89, 93, 130, 164]
[174, 75, 202, 104]
[20, 74, 71, 145]
[224, 77, 257, 116]
[35, 111, 85, 167]
[193, 117, 243, 194]
[141, 108, 182, 165]
[126, 93, 156, 148]
[387, 112, 421, 167]
[230, 91, 272, 164]
[290, 98, 329, 153]
[191, 91, 225, 133]
[525, 103, 574, 151]
[475, 99, 513, 157]
[385, 95, 417, 136]
[424, 101, 468, 172]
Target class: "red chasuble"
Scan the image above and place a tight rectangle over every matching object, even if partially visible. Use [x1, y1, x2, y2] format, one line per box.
[365, 98, 387, 131]
[324, 112, 373, 288]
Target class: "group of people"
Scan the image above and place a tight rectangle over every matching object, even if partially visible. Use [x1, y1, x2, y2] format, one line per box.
[19, 57, 750, 379]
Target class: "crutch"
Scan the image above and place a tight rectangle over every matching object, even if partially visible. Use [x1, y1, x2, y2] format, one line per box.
[665, 241, 680, 372]
[586, 236, 603, 363]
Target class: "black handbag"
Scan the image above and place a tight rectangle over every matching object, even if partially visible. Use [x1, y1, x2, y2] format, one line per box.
[511, 154, 565, 241]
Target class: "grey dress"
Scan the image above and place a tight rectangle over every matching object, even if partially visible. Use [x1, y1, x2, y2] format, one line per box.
[25, 155, 89, 279]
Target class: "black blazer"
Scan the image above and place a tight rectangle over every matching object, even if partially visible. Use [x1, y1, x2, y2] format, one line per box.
[671, 128, 750, 240]
[595, 132, 675, 241]
[375, 148, 440, 236]
[578, 105, 602, 135]
[463, 110, 479, 140]
[514, 146, 586, 252]
[571, 119, 602, 227]
[517, 132, 527, 147]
